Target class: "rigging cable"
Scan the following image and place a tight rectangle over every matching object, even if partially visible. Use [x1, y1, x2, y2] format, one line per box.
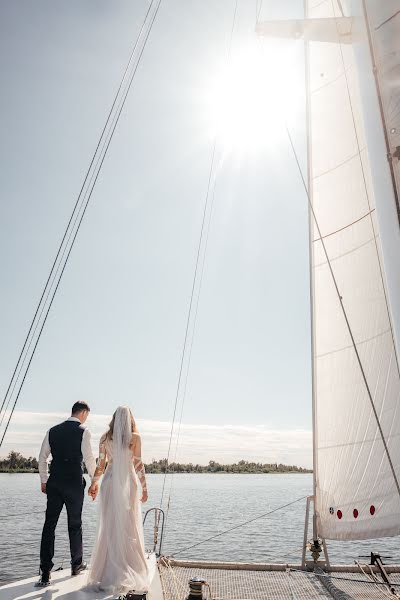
[0, 1, 156, 427]
[0, 0, 163, 448]
[159, 0, 239, 513]
[168, 495, 308, 557]
[158, 137, 218, 512]
[162, 151, 223, 537]
[285, 121, 400, 500]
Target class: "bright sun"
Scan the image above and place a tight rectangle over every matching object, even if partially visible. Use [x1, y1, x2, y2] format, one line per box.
[204, 39, 302, 155]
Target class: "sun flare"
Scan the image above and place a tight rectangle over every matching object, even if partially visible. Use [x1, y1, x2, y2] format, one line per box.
[204, 40, 302, 155]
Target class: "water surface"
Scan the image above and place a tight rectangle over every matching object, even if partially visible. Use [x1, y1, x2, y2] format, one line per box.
[1, 473, 399, 584]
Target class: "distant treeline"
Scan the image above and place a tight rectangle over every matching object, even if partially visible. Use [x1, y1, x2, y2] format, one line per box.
[144, 459, 311, 474]
[0, 451, 39, 473]
[0, 451, 311, 474]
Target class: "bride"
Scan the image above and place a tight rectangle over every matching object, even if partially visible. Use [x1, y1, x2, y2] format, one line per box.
[86, 406, 149, 595]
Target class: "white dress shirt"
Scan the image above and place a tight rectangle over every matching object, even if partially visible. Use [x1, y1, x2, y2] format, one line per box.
[38, 417, 96, 483]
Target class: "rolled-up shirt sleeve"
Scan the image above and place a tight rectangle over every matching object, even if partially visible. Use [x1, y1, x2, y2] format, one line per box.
[38, 431, 51, 484]
[82, 429, 96, 479]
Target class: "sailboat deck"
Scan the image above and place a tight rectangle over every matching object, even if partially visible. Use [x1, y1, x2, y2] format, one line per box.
[2, 561, 400, 599]
[159, 561, 400, 600]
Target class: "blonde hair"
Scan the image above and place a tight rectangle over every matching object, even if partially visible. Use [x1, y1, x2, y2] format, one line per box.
[106, 407, 138, 443]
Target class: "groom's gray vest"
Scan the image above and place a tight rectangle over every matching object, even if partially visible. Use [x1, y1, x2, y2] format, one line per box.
[49, 420, 84, 480]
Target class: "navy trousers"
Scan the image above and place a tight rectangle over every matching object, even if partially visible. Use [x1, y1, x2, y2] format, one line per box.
[40, 476, 85, 572]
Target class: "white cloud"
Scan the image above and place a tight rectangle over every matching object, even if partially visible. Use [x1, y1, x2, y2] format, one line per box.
[0, 411, 312, 467]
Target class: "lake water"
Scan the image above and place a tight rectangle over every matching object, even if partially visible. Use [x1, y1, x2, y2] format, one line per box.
[1, 473, 399, 585]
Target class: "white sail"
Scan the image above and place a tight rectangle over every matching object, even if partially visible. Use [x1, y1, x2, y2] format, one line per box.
[257, 0, 400, 541]
[306, 0, 400, 540]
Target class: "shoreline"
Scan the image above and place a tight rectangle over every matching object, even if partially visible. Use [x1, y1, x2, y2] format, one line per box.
[0, 469, 313, 475]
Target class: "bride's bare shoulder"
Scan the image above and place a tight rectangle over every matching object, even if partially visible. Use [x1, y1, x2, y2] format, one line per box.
[130, 431, 141, 449]
[100, 432, 108, 444]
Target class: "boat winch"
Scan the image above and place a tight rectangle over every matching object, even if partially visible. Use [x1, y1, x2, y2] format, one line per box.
[186, 577, 208, 600]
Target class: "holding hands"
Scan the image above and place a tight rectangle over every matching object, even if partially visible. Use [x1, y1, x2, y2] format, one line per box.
[88, 482, 99, 501]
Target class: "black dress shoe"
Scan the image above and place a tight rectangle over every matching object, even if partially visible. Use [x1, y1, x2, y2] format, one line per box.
[71, 561, 87, 576]
[34, 571, 51, 587]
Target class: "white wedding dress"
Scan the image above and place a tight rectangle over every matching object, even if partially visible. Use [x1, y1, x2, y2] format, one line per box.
[86, 408, 149, 595]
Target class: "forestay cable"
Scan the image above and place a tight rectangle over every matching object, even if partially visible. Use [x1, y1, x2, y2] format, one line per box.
[159, 0, 240, 513]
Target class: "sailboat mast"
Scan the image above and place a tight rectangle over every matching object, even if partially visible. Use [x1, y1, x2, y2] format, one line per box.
[303, 0, 318, 542]
[361, 0, 400, 226]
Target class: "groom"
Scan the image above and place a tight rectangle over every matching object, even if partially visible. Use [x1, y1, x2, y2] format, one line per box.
[36, 401, 96, 587]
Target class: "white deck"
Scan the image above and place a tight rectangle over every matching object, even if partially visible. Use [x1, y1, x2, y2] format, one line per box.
[3, 557, 400, 600]
[0, 553, 162, 600]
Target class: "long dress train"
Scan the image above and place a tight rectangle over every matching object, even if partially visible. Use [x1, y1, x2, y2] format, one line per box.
[86, 431, 149, 594]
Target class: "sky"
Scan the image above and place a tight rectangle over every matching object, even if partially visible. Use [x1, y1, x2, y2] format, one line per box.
[0, 0, 314, 466]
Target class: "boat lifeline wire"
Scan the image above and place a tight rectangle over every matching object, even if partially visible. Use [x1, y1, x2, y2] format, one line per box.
[168, 495, 308, 557]
[0, 0, 163, 449]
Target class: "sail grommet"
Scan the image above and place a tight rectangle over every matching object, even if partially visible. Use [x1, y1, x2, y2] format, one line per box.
[353, 509, 359, 519]
[337, 510, 342, 519]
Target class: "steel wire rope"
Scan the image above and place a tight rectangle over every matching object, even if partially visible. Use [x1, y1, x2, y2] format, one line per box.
[158, 138, 218, 513]
[375, 10, 400, 31]
[168, 495, 308, 557]
[0, 3, 158, 433]
[158, 0, 239, 514]
[285, 123, 400, 500]
[0, 0, 163, 449]
[0, 17, 151, 429]
[0, 2, 155, 427]
[0, 0, 156, 428]
[162, 155, 223, 541]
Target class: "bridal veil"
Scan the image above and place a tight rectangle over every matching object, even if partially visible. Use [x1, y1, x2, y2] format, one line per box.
[86, 406, 149, 594]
